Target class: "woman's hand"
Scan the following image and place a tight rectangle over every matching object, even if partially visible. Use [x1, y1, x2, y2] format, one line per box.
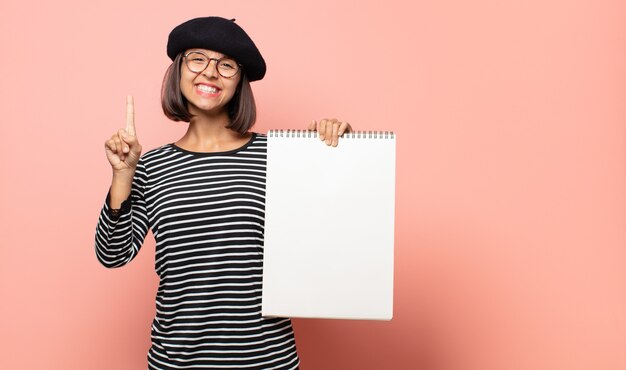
[104, 95, 143, 177]
[308, 118, 353, 147]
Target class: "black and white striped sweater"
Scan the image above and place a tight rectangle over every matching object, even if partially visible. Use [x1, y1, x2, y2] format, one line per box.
[95, 133, 299, 369]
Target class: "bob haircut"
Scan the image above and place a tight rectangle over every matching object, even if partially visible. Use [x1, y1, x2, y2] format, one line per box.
[161, 52, 257, 135]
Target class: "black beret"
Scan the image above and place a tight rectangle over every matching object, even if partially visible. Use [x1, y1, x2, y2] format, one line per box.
[167, 17, 266, 81]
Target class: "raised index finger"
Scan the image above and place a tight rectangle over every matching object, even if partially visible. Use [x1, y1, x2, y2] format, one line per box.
[126, 95, 135, 136]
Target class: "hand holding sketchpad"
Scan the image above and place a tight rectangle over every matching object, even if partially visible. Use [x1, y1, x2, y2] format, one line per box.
[262, 130, 396, 320]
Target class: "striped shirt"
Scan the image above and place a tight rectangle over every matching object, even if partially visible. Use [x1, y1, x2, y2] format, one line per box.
[95, 133, 300, 369]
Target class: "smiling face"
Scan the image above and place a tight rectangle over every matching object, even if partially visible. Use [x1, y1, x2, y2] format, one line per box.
[179, 48, 242, 116]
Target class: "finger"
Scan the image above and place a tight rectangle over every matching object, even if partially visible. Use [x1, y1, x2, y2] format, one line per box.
[307, 119, 317, 131]
[126, 95, 136, 137]
[105, 139, 117, 154]
[332, 122, 341, 146]
[108, 135, 119, 154]
[117, 134, 126, 161]
[119, 128, 141, 155]
[113, 135, 123, 155]
[318, 119, 327, 140]
[118, 129, 130, 153]
[324, 119, 335, 145]
[338, 121, 349, 136]
[105, 139, 122, 165]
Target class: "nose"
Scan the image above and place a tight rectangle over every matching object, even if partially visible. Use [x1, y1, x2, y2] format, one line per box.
[202, 59, 219, 78]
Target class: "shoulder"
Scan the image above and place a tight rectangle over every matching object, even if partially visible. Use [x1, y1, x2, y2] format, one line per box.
[247, 131, 267, 144]
[240, 132, 267, 155]
[251, 131, 267, 139]
[249, 132, 267, 146]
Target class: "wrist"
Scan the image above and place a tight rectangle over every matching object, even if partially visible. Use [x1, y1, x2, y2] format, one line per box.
[112, 169, 135, 183]
[109, 171, 134, 210]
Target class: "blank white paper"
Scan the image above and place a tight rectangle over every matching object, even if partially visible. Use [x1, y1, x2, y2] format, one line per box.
[262, 130, 395, 320]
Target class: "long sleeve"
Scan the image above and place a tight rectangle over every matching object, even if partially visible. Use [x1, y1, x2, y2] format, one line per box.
[94, 158, 150, 268]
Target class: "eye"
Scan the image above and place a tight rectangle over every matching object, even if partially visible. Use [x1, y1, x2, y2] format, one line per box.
[220, 60, 237, 69]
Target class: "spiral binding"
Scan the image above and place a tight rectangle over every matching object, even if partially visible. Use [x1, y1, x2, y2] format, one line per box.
[268, 129, 395, 139]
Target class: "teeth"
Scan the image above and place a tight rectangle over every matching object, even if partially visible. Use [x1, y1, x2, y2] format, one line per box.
[197, 85, 218, 93]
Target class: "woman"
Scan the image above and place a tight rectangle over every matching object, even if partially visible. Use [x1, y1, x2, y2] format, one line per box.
[95, 16, 352, 369]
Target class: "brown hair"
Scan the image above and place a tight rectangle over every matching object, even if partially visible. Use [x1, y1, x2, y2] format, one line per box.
[160, 52, 257, 135]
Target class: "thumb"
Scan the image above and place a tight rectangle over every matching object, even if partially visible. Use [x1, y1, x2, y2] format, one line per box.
[121, 130, 141, 153]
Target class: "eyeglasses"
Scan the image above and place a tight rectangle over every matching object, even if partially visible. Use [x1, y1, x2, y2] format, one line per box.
[183, 51, 241, 78]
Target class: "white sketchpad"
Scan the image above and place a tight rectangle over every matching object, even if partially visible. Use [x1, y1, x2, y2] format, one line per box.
[262, 130, 396, 320]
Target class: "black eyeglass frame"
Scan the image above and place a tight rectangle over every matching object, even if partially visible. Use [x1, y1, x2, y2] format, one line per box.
[183, 51, 243, 78]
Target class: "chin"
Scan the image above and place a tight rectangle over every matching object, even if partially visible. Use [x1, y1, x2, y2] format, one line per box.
[189, 102, 228, 115]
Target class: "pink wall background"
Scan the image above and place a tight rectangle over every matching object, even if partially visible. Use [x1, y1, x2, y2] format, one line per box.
[1, 0, 625, 369]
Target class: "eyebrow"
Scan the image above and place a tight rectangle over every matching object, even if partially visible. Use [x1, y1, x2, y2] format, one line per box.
[188, 49, 232, 59]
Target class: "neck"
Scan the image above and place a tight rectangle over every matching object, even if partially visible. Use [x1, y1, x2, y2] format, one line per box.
[188, 107, 232, 136]
[177, 106, 248, 151]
